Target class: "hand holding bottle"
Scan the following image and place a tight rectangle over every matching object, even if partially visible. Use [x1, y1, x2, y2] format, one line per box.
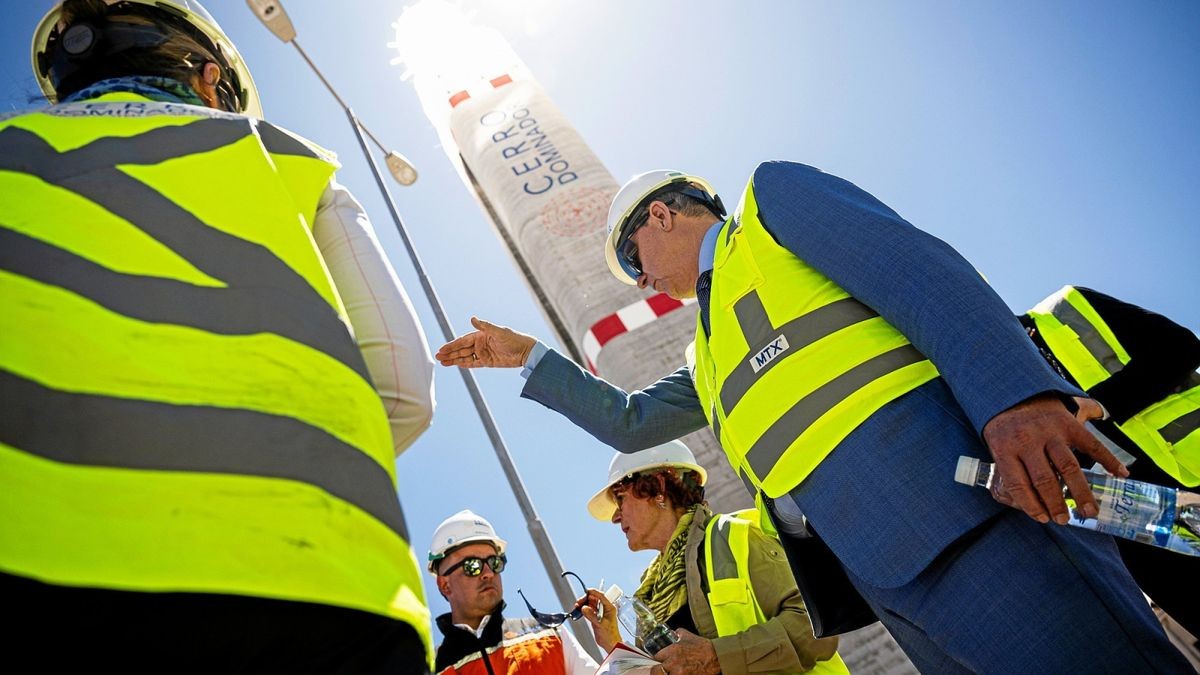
[981, 393, 1125, 525]
[957, 455, 1200, 556]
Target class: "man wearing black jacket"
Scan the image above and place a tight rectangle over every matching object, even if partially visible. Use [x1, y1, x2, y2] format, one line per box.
[427, 510, 598, 675]
[1022, 285, 1200, 640]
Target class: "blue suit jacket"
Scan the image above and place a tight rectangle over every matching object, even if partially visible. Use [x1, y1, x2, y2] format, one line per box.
[522, 161, 1079, 588]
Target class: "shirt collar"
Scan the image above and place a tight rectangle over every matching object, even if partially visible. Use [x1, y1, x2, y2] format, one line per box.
[698, 220, 725, 273]
[454, 613, 492, 638]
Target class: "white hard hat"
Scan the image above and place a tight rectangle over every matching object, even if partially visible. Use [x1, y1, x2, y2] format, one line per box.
[32, 0, 263, 117]
[587, 440, 707, 521]
[427, 509, 507, 574]
[604, 170, 724, 285]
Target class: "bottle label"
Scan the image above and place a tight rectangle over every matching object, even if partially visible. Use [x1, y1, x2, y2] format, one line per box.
[1071, 476, 1175, 547]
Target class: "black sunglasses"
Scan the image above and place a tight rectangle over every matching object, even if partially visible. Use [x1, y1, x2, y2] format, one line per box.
[441, 553, 506, 577]
[614, 196, 675, 280]
[517, 571, 589, 628]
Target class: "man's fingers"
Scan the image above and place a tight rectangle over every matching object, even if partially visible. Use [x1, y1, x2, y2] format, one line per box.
[1048, 441, 1096, 521]
[993, 453, 1050, 523]
[1074, 423, 1129, 477]
[435, 342, 480, 366]
[471, 316, 500, 333]
[435, 334, 477, 359]
[1024, 447, 1072, 525]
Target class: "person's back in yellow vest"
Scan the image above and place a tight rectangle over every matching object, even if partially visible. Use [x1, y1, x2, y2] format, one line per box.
[1, 1, 434, 670]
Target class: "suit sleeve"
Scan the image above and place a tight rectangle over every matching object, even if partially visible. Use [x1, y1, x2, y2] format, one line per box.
[750, 161, 1079, 434]
[711, 527, 840, 675]
[520, 348, 707, 452]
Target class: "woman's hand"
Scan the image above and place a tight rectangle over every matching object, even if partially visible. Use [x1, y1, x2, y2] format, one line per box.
[576, 588, 621, 654]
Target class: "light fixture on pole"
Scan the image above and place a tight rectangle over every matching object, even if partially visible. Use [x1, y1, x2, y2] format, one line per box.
[245, 2, 600, 659]
[246, 0, 417, 186]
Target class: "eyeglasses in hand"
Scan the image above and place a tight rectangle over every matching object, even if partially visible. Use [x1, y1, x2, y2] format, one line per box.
[518, 571, 589, 628]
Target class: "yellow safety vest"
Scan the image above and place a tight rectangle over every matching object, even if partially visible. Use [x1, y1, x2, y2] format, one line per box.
[0, 93, 431, 660]
[691, 176, 939, 500]
[1028, 285, 1200, 486]
[704, 510, 849, 674]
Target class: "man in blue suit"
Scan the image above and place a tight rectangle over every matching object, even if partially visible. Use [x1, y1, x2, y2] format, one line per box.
[438, 162, 1190, 672]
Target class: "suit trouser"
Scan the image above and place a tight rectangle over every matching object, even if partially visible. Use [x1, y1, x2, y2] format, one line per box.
[838, 511, 1191, 673]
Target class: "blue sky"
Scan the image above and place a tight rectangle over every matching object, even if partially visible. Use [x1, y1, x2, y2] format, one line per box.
[3, 0, 1197, 639]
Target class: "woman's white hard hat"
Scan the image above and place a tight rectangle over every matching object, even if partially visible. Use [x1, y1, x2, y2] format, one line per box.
[32, 0, 263, 117]
[427, 509, 507, 574]
[587, 440, 707, 521]
[603, 170, 722, 285]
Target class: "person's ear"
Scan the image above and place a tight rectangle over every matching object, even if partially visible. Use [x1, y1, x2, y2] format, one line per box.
[202, 62, 220, 85]
[648, 201, 673, 231]
[193, 62, 221, 108]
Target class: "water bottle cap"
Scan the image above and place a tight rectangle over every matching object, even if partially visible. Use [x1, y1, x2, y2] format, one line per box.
[954, 456, 980, 486]
[604, 585, 623, 604]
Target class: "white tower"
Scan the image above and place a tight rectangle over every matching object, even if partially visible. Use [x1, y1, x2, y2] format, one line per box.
[390, 1, 750, 516]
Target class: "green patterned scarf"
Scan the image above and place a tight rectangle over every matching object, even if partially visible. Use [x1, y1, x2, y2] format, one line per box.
[634, 504, 703, 622]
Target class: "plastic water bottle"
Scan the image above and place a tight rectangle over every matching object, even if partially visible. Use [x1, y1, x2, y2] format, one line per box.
[955, 456, 1200, 556]
[604, 584, 680, 655]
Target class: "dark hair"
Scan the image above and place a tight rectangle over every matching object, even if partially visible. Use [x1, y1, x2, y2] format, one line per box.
[616, 468, 705, 510]
[658, 188, 722, 220]
[44, 0, 241, 111]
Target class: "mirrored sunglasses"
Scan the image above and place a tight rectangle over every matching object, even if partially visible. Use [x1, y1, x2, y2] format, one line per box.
[441, 553, 506, 577]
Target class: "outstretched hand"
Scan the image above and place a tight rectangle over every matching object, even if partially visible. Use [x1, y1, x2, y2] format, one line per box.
[982, 393, 1126, 525]
[435, 317, 536, 369]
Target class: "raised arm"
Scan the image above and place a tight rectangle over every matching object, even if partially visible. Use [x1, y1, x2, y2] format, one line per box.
[436, 317, 707, 452]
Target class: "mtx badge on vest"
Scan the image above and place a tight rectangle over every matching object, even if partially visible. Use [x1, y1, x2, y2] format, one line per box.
[750, 335, 790, 373]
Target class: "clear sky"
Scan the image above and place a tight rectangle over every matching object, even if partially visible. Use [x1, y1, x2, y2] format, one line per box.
[3, 0, 1198, 640]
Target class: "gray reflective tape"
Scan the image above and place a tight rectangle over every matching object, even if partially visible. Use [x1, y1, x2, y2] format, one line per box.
[0, 225, 368, 383]
[738, 467, 757, 496]
[733, 292, 774, 347]
[256, 120, 324, 159]
[745, 345, 929, 480]
[1159, 407, 1200, 445]
[1049, 298, 1124, 375]
[721, 297, 878, 415]
[0, 369, 407, 541]
[708, 519, 739, 581]
[1, 119, 251, 179]
[0, 123, 369, 383]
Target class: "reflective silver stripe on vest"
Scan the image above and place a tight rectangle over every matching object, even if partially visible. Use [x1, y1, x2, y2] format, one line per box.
[0, 369, 408, 540]
[255, 120, 325, 159]
[707, 518, 739, 581]
[1159, 407, 1200, 445]
[721, 293, 879, 415]
[1050, 297, 1124, 375]
[738, 465, 757, 496]
[0, 122, 370, 383]
[744, 345, 928, 481]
